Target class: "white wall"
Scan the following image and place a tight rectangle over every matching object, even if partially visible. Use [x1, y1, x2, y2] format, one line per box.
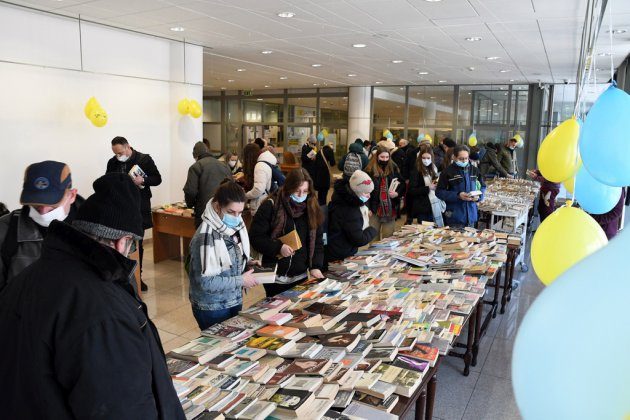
[0, 4, 203, 220]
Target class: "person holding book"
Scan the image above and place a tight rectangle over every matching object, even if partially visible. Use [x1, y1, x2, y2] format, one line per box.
[436, 145, 486, 228]
[250, 168, 325, 297]
[188, 180, 259, 329]
[326, 171, 377, 263]
[0, 173, 184, 419]
[364, 146, 405, 241]
[106, 136, 162, 291]
[301, 134, 318, 181]
[407, 145, 444, 225]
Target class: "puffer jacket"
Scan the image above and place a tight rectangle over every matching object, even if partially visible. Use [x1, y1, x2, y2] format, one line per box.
[479, 146, 508, 178]
[436, 163, 486, 227]
[246, 151, 278, 216]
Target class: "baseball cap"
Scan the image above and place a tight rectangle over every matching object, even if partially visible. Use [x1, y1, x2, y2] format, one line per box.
[20, 161, 72, 206]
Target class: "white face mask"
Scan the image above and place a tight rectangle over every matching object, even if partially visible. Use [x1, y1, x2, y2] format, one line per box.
[116, 154, 129, 162]
[422, 158, 432, 167]
[229, 160, 237, 168]
[29, 205, 68, 227]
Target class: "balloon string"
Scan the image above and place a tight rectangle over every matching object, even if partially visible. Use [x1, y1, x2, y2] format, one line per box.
[609, 0, 614, 82]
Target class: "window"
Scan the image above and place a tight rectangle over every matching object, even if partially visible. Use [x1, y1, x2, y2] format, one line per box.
[288, 97, 317, 123]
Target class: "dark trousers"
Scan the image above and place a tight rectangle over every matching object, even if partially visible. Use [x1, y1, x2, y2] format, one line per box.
[138, 238, 144, 279]
[317, 188, 328, 206]
[408, 212, 433, 225]
[264, 280, 305, 298]
[192, 304, 242, 330]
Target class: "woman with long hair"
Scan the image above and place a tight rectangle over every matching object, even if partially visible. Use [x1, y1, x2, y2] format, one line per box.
[242, 143, 261, 192]
[407, 145, 440, 224]
[249, 168, 325, 297]
[364, 146, 405, 241]
[222, 151, 244, 176]
[187, 180, 259, 329]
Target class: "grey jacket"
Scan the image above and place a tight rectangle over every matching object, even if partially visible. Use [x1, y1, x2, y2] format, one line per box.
[183, 153, 233, 226]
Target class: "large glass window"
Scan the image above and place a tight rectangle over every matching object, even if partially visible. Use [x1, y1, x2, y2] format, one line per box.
[407, 86, 454, 145]
[372, 86, 406, 141]
[288, 97, 317, 123]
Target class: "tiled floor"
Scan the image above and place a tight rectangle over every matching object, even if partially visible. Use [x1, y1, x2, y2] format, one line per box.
[141, 234, 541, 420]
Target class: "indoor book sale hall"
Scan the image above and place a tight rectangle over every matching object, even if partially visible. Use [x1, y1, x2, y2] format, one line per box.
[0, 0, 629, 419]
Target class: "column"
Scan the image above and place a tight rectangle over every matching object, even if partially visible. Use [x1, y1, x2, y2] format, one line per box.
[348, 86, 371, 146]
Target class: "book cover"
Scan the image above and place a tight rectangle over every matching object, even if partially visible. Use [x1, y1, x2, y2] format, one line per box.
[284, 359, 332, 376]
[269, 388, 313, 413]
[319, 334, 360, 352]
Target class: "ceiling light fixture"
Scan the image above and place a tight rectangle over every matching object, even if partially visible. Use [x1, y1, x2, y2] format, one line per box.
[279, 76, 288, 80]
[264, 85, 271, 88]
[465, 37, 482, 42]
[261, 50, 273, 54]
[391, 60, 403, 64]
[347, 74, 357, 77]
[352, 43, 367, 48]
[509, 79, 515, 82]
[499, 69, 510, 73]
[237, 68, 246, 72]
[438, 80, 447, 83]
[375, 81, 383, 84]
[170, 26, 185, 32]
[486, 56, 500, 60]
[493, 103, 498, 106]
[418, 71, 429, 75]
[256, 98, 263, 101]
[608, 29, 627, 34]
[227, 79, 234, 82]
[311, 64, 322, 67]
[277, 12, 295, 18]
[467, 66, 475, 71]
[313, 83, 320, 86]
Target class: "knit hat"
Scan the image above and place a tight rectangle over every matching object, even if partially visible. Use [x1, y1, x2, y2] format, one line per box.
[73, 173, 143, 240]
[193, 141, 209, 159]
[377, 139, 396, 152]
[20, 161, 72, 206]
[307, 134, 317, 144]
[443, 138, 456, 148]
[349, 170, 374, 196]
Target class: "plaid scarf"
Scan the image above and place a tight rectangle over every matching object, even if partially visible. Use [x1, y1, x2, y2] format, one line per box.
[376, 176, 394, 220]
[270, 194, 317, 265]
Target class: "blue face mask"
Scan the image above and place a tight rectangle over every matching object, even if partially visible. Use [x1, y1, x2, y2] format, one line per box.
[291, 193, 308, 203]
[455, 160, 469, 168]
[222, 213, 242, 228]
[359, 195, 369, 203]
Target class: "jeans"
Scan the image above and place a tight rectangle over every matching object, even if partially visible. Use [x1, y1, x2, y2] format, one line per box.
[192, 304, 242, 330]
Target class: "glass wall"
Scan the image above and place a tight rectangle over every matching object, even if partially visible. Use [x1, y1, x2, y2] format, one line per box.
[372, 86, 406, 141]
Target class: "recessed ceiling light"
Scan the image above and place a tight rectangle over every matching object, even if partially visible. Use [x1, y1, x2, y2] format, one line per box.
[256, 98, 263, 101]
[347, 74, 357, 77]
[391, 60, 403, 64]
[608, 29, 627, 34]
[375, 81, 383, 84]
[264, 85, 270, 88]
[467, 92, 472, 95]
[279, 76, 288, 80]
[499, 87, 506, 90]
[465, 37, 482, 42]
[352, 43, 367, 48]
[509, 79, 515, 82]
[313, 83, 320, 86]
[311, 64, 322, 67]
[499, 69, 510, 73]
[228, 79, 234, 82]
[418, 71, 429, 75]
[486, 56, 500, 60]
[493, 103, 498, 106]
[438, 80, 447, 83]
[277, 12, 295, 18]
[237, 68, 246, 72]
[261, 50, 273, 54]
[170, 26, 185, 32]
[467, 66, 475, 71]
[400, 87, 404, 90]
[424, 0, 442, 2]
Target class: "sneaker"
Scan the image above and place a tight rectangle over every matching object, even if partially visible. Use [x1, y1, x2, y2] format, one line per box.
[141, 281, 148, 292]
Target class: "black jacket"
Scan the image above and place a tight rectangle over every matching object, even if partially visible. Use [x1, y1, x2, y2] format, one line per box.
[250, 198, 324, 277]
[392, 146, 409, 180]
[106, 149, 162, 229]
[408, 166, 436, 217]
[301, 144, 317, 180]
[326, 180, 377, 262]
[313, 146, 336, 191]
[404, 146, 420, 180]
[366, 166, 405, 217]
[0, 221, 184, 419]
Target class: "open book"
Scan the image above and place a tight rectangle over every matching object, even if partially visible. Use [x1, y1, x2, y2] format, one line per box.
[128, 165, 146, 189]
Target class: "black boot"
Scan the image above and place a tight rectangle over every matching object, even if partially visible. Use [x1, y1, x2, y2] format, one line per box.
[141, 281, 148, 292]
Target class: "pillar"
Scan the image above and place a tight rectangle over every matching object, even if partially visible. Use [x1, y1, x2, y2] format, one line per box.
[348, 86, 371, 146]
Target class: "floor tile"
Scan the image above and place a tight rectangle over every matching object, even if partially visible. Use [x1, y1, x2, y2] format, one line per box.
[157, 329, 178, 344]
[470, 334, 493, 374]
[143, 291, 189, 318]
[480, 337, 515, 380]
[181, 327, 202, 340]
[462, 373, 521, 420]
[153, 305, 199, 335]
[432, 359, 480, 420]
[162, 335, 191, 353]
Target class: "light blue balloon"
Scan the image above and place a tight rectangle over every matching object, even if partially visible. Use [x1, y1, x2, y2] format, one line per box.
[574, 164, 622, 214]
[580, 84, 630, 186]
[417, 133, 425, 142]
[386, 132, 394, 140]
[317, 132, 324, 142]
[512, 221, 630, 420]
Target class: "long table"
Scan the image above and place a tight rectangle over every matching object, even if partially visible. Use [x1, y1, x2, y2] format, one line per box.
[151, 211, 196, 263]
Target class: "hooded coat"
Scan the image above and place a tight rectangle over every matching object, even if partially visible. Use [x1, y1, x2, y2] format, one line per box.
[338, 142, 369, 177]
[246, 151, 278, 215]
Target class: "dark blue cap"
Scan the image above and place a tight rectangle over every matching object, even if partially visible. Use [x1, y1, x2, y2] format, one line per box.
[20, 161, 72, 206]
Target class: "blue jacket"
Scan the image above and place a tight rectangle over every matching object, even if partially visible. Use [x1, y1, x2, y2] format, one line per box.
[436, 163, 486, 227]
[188, 228, 246, 311]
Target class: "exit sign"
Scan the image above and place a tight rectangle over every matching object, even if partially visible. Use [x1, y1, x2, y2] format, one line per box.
[243, 90, 253, 96]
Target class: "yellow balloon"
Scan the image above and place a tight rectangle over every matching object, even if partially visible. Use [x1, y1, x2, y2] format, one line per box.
[513, 133, 523, 142]
[189, 100, 202, 118]
[84, 97, 100, 118]
[383, 129, 391, 137]
[424, 134, 433, 142]
[89, 107, 108, 127]
[537, 118, 580, 183]
[563, 176, 575, 194]
[531, 204, 607, 286]
[322, 129, 329, 137]
[178, 99, 191, 115]
[468, 136, 478, 147]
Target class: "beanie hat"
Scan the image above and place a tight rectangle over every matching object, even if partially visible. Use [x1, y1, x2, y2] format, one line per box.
[193, 141, 209, 159]
[73, 173, 143, 240]
[377, 139, 396, 152]
[349, 170, 374, 196]
[443, 138, 456, 148]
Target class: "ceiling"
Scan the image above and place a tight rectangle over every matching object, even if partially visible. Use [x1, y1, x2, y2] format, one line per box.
[7, 0, 630, 92]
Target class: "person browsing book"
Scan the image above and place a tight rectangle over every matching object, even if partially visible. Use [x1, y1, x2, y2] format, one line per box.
[249, 168, 325, 297]
[326, 171, 377, 264]
[188, 180, 259, 330]
[106, 136, 161, 291]
[436, 145, 486, 228]
[364, 146, 405, 241]
[0, 173, 184, 419]
[407, 145, 444, 225]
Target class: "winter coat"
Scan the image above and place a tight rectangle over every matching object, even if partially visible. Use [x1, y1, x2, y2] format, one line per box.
[404, 146, 420, 180]
[0, 199, 83, 291]
[184, 152, 234, 226]
[433, 145, 446, 170]
[301, 144, 317, 180]
[497, 144, 517, 176]
[249, 198, 324, 278]
[106, 149, 161, 229]
[314, 145, 336, 191]
[338, 143, 369, 177]
[408, 165, 439, 217]
[436, 163, 486, 227]
[391, 146, 409, 180]
[479, 146, 508, 177]
[0, 221, 185, 420]
[188, 226, 247, 311]
[326, 179, 377, 262]
[366, 165, 405, 218]
[246, 151, 278, 215]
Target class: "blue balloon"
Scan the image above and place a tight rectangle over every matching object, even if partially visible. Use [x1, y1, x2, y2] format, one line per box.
[580, 84, 630, 186]
[574, 165, 622, 214]
[386, 132, 394, 140]
[417, 133, 425, 142]
[512, 220, 630, 419]
[317, 132, 324, 142]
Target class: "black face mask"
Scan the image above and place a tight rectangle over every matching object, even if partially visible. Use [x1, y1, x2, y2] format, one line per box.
[378, 160, 388, 168]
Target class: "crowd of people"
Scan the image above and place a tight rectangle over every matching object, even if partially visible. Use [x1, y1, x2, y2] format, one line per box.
[0, 132, 623, 417]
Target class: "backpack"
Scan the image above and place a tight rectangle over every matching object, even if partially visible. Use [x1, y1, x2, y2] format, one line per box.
[343, 152, 362, 177]
[262, 161, 285, 194]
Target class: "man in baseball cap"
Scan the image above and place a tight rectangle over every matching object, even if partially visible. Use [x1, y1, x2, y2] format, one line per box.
[0, 161, 81, 290]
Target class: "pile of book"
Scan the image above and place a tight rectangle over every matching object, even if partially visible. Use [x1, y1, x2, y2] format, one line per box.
[478, 178, 540, 216]
[166, 224, 504, 420]
[154, 201, 194, 218]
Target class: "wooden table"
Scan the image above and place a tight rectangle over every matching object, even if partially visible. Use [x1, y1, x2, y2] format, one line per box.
[280, 163, 300, 174]
[151, 211, 196, 263]
[500, 245, 520, 314]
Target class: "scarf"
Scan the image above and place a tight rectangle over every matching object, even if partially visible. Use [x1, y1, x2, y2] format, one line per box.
[199, 199, 250, 277]
[376, 176, 394, 220]
[360, 205, 370, 230]
[270, 195, 316, 265]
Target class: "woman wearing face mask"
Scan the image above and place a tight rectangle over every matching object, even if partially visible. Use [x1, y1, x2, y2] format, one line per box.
[249, 169, 325, 297]
[325, 171, 378, 264]
[436, 145, 486, 228]
[222, 151, 243, 176]
[364, 147, 405, 241]
[408, 146, 441, 224]
[187, 180, 259, 329]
